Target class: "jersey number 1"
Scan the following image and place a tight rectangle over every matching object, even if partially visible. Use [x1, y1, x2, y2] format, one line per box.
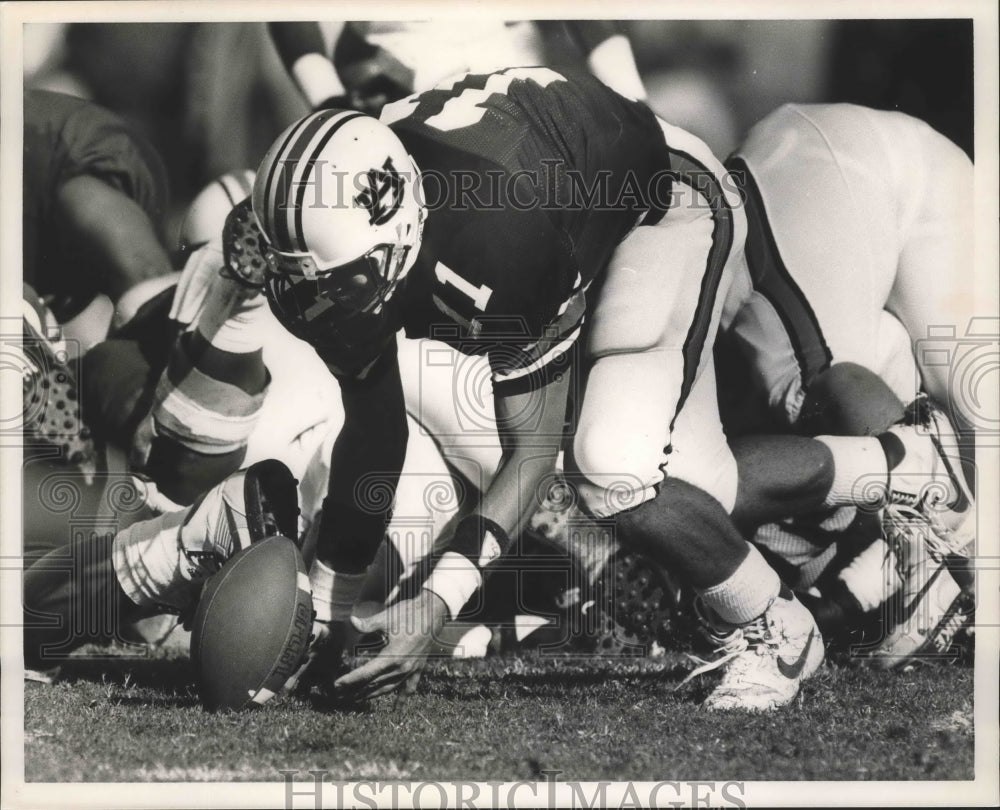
[434, 262, 493, 311]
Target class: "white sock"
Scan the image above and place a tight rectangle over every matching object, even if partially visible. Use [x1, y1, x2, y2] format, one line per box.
[838, 539, 902, 612]
[699, 544, 782, 626]
[815, 436, 887, 508]
[113, 507, 195, 610]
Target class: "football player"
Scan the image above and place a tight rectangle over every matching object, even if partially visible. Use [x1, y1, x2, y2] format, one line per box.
[22, 173, 469, 678]
[23, 458, 301, 680]
[22, 90, 178, 559]
[721, 103, 979, 667]
[23, 89, 177, 345]
[80, 200, 273, 507]
[238, 66, 833, 712]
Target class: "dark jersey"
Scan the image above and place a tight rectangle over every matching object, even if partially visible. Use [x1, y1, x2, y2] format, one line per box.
[23, 90, 169, 321]
[383, 68, 671, 394]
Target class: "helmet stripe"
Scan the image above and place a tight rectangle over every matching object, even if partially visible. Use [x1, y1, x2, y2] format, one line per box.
[260, 114, 319, 241]
[291, 111, 365, 251]
[269, 113, 336, 249]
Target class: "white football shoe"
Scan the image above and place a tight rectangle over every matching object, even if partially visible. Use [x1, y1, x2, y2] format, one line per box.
[869, 398, 975, 667]
[866, 508, 973, 669]
[688, 589, 824, 712]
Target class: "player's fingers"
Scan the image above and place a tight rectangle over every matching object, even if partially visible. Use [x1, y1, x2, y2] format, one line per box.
[351, 608, 388, 635]
[332, 657, 395, 694]
[362, 661, 422, 700]
[336, 668, 407, 701]
[361, 676, 410, 700]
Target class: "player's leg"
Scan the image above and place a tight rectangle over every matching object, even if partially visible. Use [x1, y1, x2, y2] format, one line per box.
[726, 107, 970, 535]
[884, 114, 980, 440]
[572, 148, 822, 710]
[144, 242, 270, 502]
[736, 307, 974, 668]
[24, 459, 299, 677]
[730, 352, 908, 531]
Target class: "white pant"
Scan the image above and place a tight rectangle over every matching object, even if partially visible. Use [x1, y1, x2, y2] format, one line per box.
[727, 103, 976, 427]
[572, 120, 747, 515]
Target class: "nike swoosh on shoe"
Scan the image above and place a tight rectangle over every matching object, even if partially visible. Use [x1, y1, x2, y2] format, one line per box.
[776, 629, 816, 679]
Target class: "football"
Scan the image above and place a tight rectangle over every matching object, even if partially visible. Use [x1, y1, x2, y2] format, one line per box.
[190, 535, 313, 711]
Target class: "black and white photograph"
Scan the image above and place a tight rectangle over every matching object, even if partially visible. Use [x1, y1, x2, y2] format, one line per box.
[1, 1, 998, 807]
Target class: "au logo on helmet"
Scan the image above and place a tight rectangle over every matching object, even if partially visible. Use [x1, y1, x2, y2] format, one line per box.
[354, 157, 404, 226]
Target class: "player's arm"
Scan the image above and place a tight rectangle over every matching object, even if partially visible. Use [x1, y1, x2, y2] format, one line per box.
[562, 21, 648, 103]
[54, 174, 175, 324]
[268, 21, 347, 108]
[334, 368, 570, 701]
[317, 344, 408, 574]
[421, 366, 570, 619]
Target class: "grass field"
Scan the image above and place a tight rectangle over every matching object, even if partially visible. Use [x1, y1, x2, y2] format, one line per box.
[23, 643, 975, 784]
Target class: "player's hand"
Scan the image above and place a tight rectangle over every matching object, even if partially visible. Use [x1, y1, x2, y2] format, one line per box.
[284, 617, 350, 695]
[332, 588, 449, 701]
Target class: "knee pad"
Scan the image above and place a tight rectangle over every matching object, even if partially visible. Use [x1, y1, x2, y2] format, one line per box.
[570, 431, 660, 518]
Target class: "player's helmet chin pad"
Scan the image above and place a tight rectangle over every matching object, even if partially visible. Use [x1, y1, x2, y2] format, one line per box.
[251, 109, 425, 313]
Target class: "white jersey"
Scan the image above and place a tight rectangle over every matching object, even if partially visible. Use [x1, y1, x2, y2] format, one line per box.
[725, 103, 974, 425]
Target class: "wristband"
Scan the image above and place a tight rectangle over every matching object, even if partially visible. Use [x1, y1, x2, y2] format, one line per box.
[422, 552, 483, 620]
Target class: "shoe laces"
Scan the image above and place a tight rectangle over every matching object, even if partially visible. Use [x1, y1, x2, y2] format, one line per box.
[882, 503, 969, 564]
[678, 610, 774, 688]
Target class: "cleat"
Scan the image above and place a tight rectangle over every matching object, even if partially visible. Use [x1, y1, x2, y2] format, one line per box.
[179, 459, 299, 573]
[524, 475, 696, 655]
[687, 590, 824, 712]
[864, 514, 973, 669]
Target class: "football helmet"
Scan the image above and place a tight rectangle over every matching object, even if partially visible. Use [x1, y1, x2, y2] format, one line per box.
[251, 109, 425, 316]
